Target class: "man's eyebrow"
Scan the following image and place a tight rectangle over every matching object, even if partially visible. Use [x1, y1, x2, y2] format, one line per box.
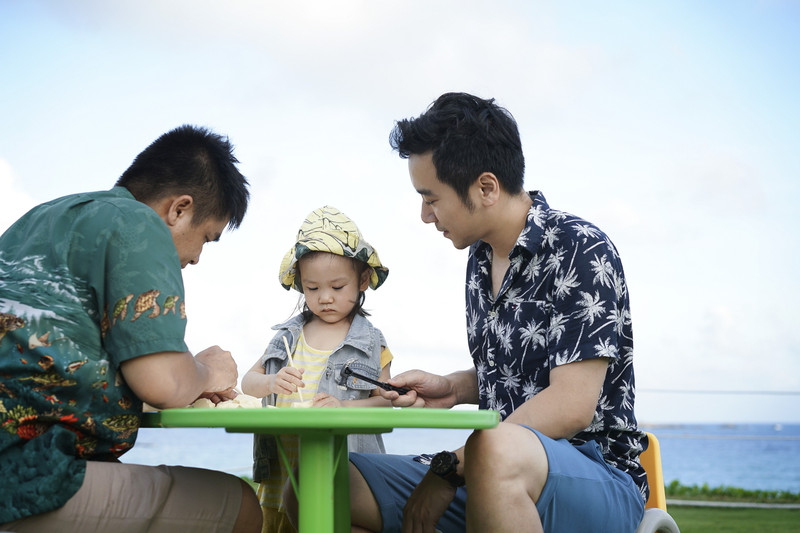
[416, 188, 434, 196]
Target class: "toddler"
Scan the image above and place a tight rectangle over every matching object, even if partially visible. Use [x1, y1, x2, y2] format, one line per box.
[242, 205, 394, 532]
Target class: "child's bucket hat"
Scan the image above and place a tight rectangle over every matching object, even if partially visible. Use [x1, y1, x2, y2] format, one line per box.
[279, 205, 389, 292]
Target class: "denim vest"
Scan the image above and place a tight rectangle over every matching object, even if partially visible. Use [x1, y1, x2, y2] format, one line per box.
[252, 313, 387, 482]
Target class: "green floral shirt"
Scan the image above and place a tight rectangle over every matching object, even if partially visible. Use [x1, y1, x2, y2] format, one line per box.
[0, 187, 188, 522]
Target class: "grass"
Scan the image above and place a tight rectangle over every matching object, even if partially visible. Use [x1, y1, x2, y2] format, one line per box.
[243, 476, 800, 531]
[665, 481, 800, 532]
[669, 506, 800, 532]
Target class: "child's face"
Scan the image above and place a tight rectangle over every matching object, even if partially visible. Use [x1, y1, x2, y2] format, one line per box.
[298, 253, 369, 325]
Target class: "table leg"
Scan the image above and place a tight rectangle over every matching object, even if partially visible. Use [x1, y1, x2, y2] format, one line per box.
[298, 432, 335, 533]
[333, 435, 350, 533]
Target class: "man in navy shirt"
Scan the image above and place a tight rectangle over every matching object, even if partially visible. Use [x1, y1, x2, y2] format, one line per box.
[347, 93, 648, 533]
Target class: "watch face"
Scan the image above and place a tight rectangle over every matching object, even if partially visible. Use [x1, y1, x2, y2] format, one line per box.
[431, 452, 454, 475]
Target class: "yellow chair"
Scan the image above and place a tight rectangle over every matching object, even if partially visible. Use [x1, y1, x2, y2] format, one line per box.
[635, 432, 681, 533]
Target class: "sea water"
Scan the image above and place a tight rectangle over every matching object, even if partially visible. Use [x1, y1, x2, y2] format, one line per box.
[645, 423, 800, 492]
[122, 423, 800, 493]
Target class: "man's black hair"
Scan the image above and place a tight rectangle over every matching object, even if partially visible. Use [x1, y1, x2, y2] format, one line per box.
[389, 92, 525, 207]
[116, 125, 249, 229]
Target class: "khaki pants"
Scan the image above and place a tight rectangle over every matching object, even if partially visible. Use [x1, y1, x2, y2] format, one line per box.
[1, 462, 242, 533]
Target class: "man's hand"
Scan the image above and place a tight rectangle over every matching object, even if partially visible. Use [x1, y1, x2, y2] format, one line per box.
[402, 472, 458, 533]
[194, 345, 238, 393]
[197, 387, 237, 405]
[380, 370, 458, 408]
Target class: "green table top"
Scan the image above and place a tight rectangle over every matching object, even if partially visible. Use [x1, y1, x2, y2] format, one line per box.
[141, 407, 499, 435]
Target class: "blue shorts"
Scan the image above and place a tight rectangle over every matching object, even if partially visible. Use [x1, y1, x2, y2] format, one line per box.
[349, 426, 645, 533]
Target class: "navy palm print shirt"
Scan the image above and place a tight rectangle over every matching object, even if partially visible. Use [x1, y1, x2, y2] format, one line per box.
[466, 191, 649, 501]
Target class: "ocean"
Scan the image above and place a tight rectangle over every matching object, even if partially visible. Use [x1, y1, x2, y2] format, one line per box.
[122, 422, 800, 493]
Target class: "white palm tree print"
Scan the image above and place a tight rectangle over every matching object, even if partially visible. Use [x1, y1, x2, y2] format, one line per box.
[575, 290, 606, 326]
[590, 253, 614, 288]
[518, 319, 546, 356]
[464, 191, 649, 502]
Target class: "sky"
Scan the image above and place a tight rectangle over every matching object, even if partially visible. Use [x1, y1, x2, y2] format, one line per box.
[1, 0, 799, 424]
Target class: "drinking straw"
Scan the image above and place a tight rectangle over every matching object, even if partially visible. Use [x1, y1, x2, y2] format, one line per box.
[282, 336, 304, 402]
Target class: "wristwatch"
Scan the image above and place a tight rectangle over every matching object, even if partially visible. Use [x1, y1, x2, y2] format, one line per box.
[429, 451, 465, 487]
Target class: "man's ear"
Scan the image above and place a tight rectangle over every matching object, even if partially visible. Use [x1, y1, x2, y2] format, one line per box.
[162, 195, 194, 227]
[476, 172, 500, 207]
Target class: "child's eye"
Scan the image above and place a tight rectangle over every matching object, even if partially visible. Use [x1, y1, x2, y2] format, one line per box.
[333, 286, 344, 290]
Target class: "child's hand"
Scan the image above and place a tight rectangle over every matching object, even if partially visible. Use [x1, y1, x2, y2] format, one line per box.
[312, 393, 341, 408]
[273, 366, 304, 395]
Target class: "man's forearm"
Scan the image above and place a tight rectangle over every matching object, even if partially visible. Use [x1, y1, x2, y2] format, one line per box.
[446, 368, 480, 405]
[121, 351, 211, 409]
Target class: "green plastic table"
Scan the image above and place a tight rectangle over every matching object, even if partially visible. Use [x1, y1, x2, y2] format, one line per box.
[141, 407, 499, 533]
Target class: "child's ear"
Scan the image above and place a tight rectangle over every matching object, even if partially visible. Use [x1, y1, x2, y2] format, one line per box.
[359, 269, 371, 291]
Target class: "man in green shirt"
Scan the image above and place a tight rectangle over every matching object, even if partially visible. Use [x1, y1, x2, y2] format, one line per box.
[0, 125, 261, 532]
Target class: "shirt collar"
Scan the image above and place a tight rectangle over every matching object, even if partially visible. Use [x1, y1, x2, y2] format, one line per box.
[271, 313, 375, 355]
[472, 190, 550, 260]
[516, 190, 549, 257]
[111, 185, 136, 200]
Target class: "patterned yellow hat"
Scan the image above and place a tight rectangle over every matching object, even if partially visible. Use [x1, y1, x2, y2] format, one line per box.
[279, 206, 389, 292]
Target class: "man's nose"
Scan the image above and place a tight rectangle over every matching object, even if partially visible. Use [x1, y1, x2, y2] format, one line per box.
[421, 202, 437, 224]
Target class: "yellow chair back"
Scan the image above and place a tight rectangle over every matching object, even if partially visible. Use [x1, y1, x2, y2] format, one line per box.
[640, 432, 668, 511]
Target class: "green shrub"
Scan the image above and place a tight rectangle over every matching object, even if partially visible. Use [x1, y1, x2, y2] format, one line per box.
[665, 480, 800, 504]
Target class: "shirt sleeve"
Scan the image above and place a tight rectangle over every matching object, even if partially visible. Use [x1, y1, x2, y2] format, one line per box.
[76, 199, 189, 364]
[547, 228, 626, 368]
[379, 346, 393, 368]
